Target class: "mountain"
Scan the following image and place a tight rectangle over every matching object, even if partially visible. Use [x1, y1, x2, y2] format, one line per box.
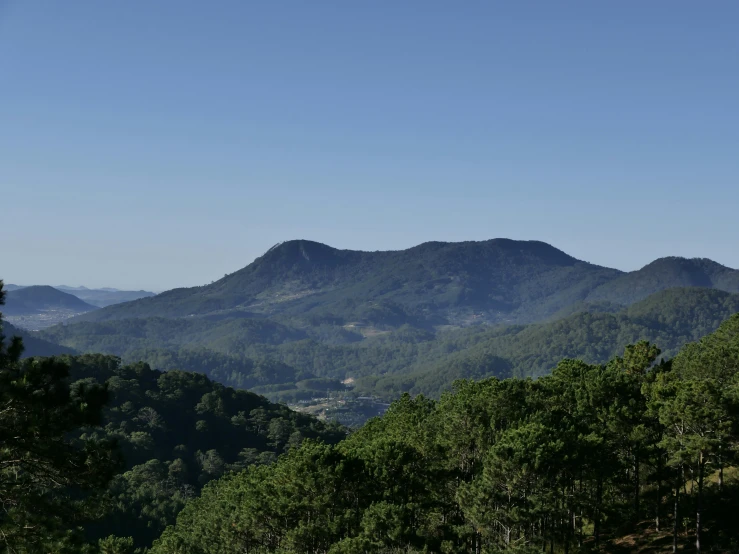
[75, 239, 623, 326]
[3, 285, 98, 315]
[585, 256, 739, 304]
[72, 240, 739, 329]
[55, 285, 156, 307]
[3, 284, 24, 291]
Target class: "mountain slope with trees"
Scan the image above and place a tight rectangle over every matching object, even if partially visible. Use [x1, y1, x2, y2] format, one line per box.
[3, 320, 77, 357]
[360, 287, 739, 397]
[63, 354, 345, 548]
[150, 314, 739, 554]
[39, 288, 739, 406]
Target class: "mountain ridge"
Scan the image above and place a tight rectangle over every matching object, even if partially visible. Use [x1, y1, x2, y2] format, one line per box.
[74, 239, 624, 326]
[8, 284, 156, 308]
[72, 239, 739, 329]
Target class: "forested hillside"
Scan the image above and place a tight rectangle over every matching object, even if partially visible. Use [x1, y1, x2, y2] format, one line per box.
[362, 288, 739, 397]
[3, 320, 76, 357]
[63, 354, 344, 548]
[40, 288, 739, 407]
[151, 315, 739, 553]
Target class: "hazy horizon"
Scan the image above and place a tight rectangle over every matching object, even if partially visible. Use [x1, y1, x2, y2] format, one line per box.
[3, 1, 738, 290]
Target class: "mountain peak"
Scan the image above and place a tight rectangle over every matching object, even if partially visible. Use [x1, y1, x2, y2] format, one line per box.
[641, 256, 733, 272]
[587, 255, 739, 305]
[266, 239, 339, 260]
[252, 240, 352, 270]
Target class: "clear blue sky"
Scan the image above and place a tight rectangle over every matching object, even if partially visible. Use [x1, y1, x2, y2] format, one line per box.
[2, 1, 738, 291]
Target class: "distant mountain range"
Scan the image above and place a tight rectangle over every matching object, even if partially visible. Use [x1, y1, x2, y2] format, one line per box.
[6, 284, 155, 308]
[3, 286, 98, 315]
[54, 285, 156, 307]
[74, 239, 739, 326]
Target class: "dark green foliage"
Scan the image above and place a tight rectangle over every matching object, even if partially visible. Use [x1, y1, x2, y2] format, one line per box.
[57, 354, 345, 548]
[0, 281, 120, 552]
[3, 320, 77, 357]
[150, 316, 739, 553]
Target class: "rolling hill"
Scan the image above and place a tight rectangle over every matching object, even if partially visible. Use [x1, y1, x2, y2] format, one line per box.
[4, 285, 97, 315]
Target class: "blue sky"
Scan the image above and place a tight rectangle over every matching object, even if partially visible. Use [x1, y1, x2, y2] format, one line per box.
[1, 1, 738, 290]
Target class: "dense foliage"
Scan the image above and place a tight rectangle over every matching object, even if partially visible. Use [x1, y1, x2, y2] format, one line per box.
[63, 354, 345, 548]
[0, 283, 120, 553]
[151, 315, 739, 553]
[4, 320, 76, 357]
